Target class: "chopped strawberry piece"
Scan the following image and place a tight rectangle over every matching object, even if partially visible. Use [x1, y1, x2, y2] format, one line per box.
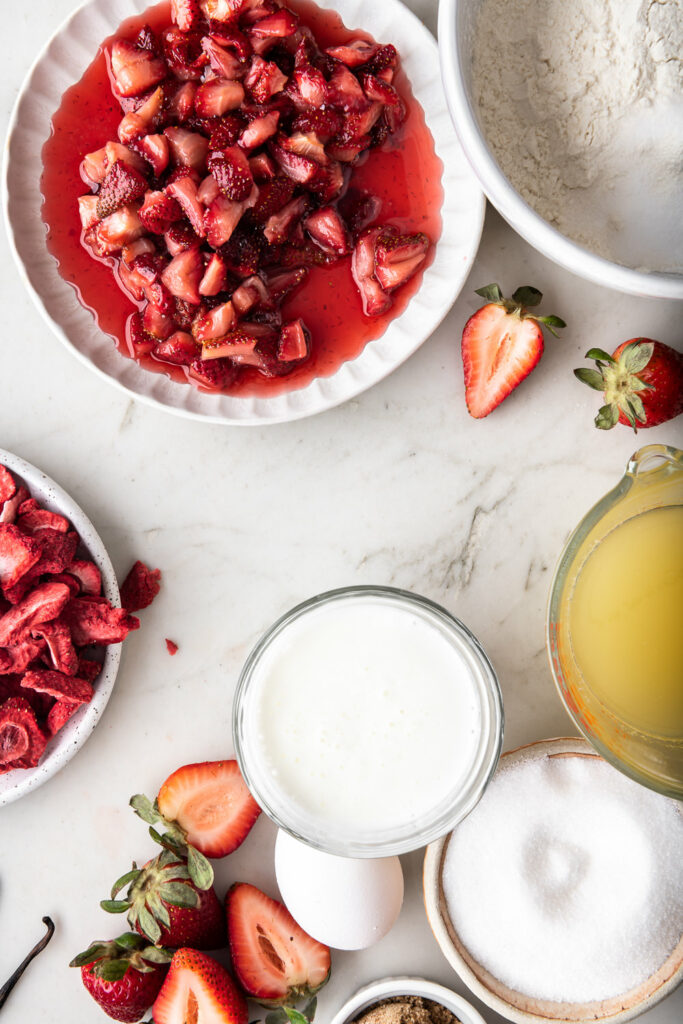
[118, 85, 165, 143]
[161, 246, 204, 304]
[197, 173, 221, 205]
[96, 204, 146, 251]
[339, 188, 382, 235]
[325, 62, 369, 111]
[138, 133, 171, 176]
[165, 221, 200, 255]
[120, 560, 161, 613]
[0, 467, 16, 505]
[166, 176, 207, 236]
[62, 597, 140, 646]
[250, 176, 294, 223]
[78, 196, 100, 230]
[201, 329, 259, 360]
[195, 78, 245, 118]
[67, 559, 102, 596]
[81, 146, 110, 185]
[351, 227, 392, 317]
[46, 700, 80, 737]
[288, 66, 326, 108]
[0, 525, 41, 590]
[204, 194, 245, 247]
[248, 152, 277, 181]
[374, 228, 429, 291]
[208, 114, 246, 150]
[193, 300, 236, 341]
[267, 267, 307, 302]
[279, 130, 328, 165]
[96, 160, 147, 219]
[263, 195, 308, 244]
[22, 668, 92, 706]
[304, 206, 351, 256]
[105, 141, 150, 174]
[171, 0, 200, 32]
[127, 312, 156, 355]
[200, 38, 243, 83]
[17, 506, 69, 533]
[278, 319, 310, 362]
[239, 110, 279, 150]
[162, 27, 208, 80]
[110, 39, 167, 98]
[201, 0, 246, 19]
[367, 43, 398, 73]
[291, 108, 343, 141]
[165, 639, 178, 655]
[226, 883, 330, 1003]
[154, 331, 202, 365]
[244, 56, 287, 103]
[325, 39, 379, 67]
[0, 581, 72, 646]
[167, 81, 198, 123]
[231, 274, 272, 314]
[269, 138, 320, 184]
[164, 126, 210, 170]
[249, 8, 298, 38]
[122, 237, 157, 264]
[360, 72, 400, 106]
[144, 303, 177, 340]
[188, 356, 239, 389]
[140, 190, 183, 233]
[199, 252, 227, 295]
[208, 146, 254, 201]
[0, 698, 47, 768]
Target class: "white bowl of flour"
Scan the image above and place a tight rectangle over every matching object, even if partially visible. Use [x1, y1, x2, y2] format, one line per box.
[438, 0, 683, 298]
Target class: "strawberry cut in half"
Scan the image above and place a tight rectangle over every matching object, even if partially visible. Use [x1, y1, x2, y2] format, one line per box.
[153, 947, 248, 1024]
[155, 759, 262, 859]
[461, 284, 566, 419]
[70, 932, 172, 1023]
[226, 882, 331, 1007]
[574, 338, 683, 431]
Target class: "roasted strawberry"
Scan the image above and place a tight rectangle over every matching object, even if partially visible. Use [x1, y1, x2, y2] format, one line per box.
[226, 883, 330, 1007]
[153, 948, 248, 1024]
[462, 284, 566, 418]
[208, 146, 254, 201]
[103, 849, 226, 949]
[96, 161, 147, 219]
[575, 338, 683, 431]
[71, 933, 172, 1024]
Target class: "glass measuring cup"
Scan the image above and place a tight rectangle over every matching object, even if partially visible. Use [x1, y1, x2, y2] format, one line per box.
[547, 444, 683, 799]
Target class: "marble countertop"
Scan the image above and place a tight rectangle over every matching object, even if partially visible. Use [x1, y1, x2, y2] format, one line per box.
[1, 0, 682, 1021]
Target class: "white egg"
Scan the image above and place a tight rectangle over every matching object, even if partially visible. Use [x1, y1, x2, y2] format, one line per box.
[274, 829, 404, 950]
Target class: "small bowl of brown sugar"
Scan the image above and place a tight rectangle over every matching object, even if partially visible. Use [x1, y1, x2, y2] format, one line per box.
[329, 977, 489, 1024]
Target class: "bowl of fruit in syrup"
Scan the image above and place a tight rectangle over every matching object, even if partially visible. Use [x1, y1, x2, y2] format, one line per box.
[5, 0, 484, 423]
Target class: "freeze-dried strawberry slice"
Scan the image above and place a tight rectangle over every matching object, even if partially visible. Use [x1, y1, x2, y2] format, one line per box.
[166, 639, 179, 656]
[140, 191, 183, 233]
[171, 0, 201, 32]
[17, 506, 69, 533]
[110, 39, 167, 97]
[46, 700, 80, 737]
[0, 582, 72, 647]
[0, 467, 16, 505]
[0, 525, 41, 590]
[0, 486, 28, 526]
[0, 698, 46, 768]
[120, 561, 161, 613]
[0, 675, 23, 702]
[0, 638, 46, 675]
[22, 669, 93, 706]
[374, 228, 429, 291]
[96, 160, 147, 220]
[32, 529, 80, 575]
[209, 146, 254, 201]
[62, 597, 140, 646]
[77, 657, 102, 684]
[33, 620, 79, 675]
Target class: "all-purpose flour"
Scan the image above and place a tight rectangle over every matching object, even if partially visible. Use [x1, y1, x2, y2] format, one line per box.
[472, 0, 683, 272]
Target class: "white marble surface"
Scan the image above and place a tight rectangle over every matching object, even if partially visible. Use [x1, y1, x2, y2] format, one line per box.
[1, 1, 682, 1022]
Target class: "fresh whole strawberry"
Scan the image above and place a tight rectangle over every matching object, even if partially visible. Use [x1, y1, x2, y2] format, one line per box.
[574, 338, 683, 430]
[102, 849, 226, 949]
[70, 932, 172, 1023]
[462, 283, 566, 418]
[133, 759, 262, 859]
[153, 947, 248, 1024]
[226, 882, 331, 1007]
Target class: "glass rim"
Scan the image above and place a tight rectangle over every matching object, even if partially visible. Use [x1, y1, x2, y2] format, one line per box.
[233, 585, 505, 857]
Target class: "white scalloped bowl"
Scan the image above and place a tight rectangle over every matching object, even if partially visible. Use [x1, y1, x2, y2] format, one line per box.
[0, 449, 121, 806]
[3, 0, 485, 425]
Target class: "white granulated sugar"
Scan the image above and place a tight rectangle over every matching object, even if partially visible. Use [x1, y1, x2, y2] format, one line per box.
[442, 754, 683, 1003]
[472, 0, 683, 272]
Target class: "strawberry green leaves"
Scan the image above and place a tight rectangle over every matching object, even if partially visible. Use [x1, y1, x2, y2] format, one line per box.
[473, 283, 567, 337]
[130, 791, 214, 890]
[574, 340, 656, 431]
[262, 996, 318, 1024]
[69, 932, 172, 979]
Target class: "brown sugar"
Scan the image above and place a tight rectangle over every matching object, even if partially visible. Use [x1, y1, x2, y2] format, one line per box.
[353, 995, 460, 1024]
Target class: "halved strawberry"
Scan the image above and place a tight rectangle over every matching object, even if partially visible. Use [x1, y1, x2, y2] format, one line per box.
[152, 760, 262, 858]
[96, 161, 148, 219]
[153, 948, 247, 1024]
[226, 883, 330, 1006]
[462, 284, 566, 418]
[208, 146, 254, 201]
[0, 466, 16, 505]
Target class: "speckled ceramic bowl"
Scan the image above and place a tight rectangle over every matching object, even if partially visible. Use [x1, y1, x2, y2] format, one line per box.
[423, 737, 683, 1024]
[330, 976, 489, 1024]
[0, 448, 121, 805]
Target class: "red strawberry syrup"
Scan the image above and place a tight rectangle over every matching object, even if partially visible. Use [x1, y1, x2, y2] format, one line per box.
[41, 0, 444, 398]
